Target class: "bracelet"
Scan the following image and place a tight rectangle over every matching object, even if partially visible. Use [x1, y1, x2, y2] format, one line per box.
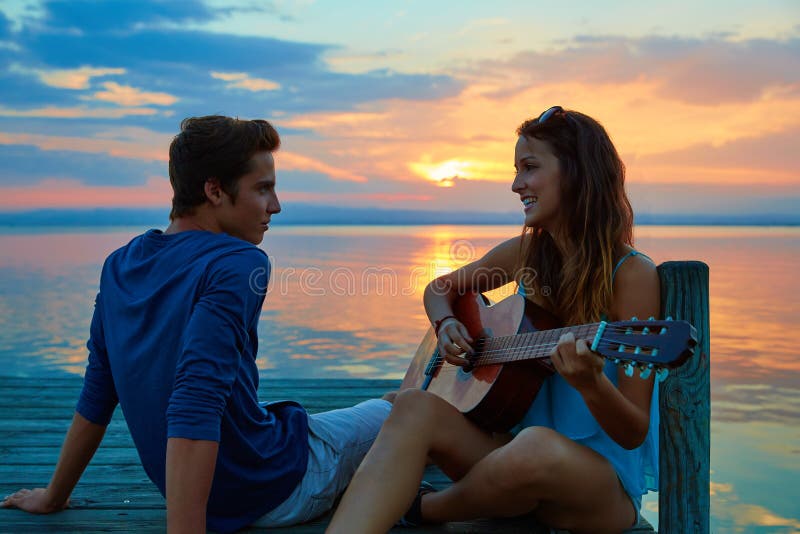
[433, 315, 457, 337]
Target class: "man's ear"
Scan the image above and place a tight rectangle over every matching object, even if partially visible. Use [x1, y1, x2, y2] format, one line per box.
[204, 178, 224, 206]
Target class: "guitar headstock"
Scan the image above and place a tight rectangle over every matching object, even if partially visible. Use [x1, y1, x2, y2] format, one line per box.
[592, 317, 697, 381]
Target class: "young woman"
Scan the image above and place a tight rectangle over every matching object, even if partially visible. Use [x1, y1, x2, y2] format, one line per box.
[327, 107, 660, 534]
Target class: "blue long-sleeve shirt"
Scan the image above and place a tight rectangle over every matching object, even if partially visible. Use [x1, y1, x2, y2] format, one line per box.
[76, 229, 309, 533]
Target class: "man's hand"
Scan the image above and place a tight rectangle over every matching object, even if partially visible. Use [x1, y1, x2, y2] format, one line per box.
[2, 412, 106, 516]
[2, 488, 69, 514]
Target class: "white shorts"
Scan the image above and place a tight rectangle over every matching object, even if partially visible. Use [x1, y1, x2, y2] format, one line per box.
[251, 398, 392, 527]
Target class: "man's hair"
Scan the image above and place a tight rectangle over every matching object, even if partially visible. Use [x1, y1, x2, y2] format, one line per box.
[168, 115, 280, 219]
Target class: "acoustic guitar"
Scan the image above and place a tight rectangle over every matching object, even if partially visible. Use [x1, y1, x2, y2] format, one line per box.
[400, 292, 697, 432]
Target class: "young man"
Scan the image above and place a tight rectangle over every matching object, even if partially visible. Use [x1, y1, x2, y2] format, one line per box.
[1, 116, 392, 533]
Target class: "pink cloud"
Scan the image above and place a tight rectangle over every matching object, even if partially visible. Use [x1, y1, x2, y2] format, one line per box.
[0, 177, 171, 209]
[472, 35, 800, 104]
[210, 71, 281, 92]
[0, 130, 170, 161]
[0, 134, 367, 183]
[279, 192, 434, 203]
[0, 105, 160, 119]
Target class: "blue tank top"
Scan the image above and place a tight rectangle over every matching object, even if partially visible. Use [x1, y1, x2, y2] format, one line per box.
[513, 250, 658, 504]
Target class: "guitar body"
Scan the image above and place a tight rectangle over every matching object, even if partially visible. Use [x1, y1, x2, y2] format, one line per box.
[401, 293, 560, 432]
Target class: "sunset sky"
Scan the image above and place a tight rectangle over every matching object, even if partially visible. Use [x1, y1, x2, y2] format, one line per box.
[0, 0, 798, 216]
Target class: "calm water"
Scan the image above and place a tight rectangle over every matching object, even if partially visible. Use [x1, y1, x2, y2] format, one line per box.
[0, 225, 798, 532]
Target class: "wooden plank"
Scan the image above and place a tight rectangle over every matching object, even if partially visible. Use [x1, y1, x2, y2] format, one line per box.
[0, 484, 165, 509]
[2, 432, 140, 448]
[0, 464, 151, 486]
[0, 446, 140, 465]
[657, 261, 710, 533]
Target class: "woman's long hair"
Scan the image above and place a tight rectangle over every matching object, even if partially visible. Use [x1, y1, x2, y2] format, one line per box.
[515, 110, 633, 325]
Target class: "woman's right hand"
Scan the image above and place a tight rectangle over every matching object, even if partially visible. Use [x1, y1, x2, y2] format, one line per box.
[437, 318, 474, 366]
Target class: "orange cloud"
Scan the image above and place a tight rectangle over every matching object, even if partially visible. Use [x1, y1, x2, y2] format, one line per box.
[279, 151, 368, 182]
[627, 163, 798, 187]
[86, 82, 178, 106]
[9, 63, 126, 89]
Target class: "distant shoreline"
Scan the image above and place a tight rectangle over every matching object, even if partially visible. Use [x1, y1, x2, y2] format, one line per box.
[0, 207, 797, 227]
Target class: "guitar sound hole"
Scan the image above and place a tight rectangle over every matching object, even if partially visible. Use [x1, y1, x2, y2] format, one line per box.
[461, 352, 479, 373]
[456, 365, 474, 381]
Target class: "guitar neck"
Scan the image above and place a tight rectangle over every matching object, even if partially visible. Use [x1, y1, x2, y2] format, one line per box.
[473, 323, 602, 366]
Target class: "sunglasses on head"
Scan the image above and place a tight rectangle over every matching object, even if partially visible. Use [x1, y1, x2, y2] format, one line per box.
[537, 105, 566, 124]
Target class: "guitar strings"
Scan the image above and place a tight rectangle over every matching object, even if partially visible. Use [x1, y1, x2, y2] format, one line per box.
[474, 323, 671, 345]
[473, 340, 661, 360]
[428, 340, 662, 369]
[463, 335, 669, 359]
[458, 326, 669, 355]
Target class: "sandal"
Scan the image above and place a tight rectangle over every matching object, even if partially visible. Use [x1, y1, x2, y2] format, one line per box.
[395, 480, 437, 528]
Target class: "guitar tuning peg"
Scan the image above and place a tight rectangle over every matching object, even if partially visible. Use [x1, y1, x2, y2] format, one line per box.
[613, 357, 621, 365]
[642, 327, 650, 335]
[630, 316, 638, 321]
[634, 346, 642, 355]
[618, 344, 626, 353]
[666, 316, 673, 321]
[659, 327, 667, 335]
[639, 366, 652, 379]
[656, 368, 669, 383]
[651, 348, 659, 357]
[648, 316, 655, 321]
[624, 362, 635, 377]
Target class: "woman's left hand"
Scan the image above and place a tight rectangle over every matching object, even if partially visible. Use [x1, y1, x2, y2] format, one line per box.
[550, 332, 605, 392]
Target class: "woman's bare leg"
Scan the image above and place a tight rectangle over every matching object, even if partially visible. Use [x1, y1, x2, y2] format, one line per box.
[327, 389, 501, 534]
[422, 426, 636, 534]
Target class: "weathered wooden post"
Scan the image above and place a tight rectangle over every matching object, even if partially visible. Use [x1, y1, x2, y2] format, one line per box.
[657, 261, 710, 533]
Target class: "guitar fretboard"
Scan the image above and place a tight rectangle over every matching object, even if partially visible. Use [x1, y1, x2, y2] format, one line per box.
[472, 323, 602, 366]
